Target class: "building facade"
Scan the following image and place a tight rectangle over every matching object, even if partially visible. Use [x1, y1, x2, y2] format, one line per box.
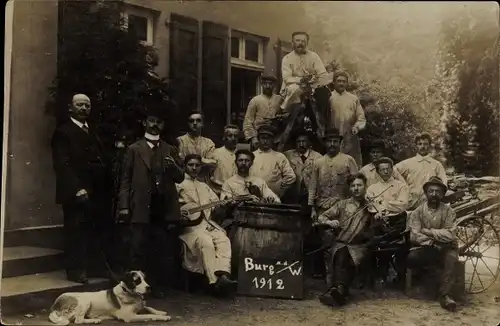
[5, 0, 309, 234]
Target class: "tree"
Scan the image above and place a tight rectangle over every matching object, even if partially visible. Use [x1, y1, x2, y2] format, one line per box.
[46, 0, 177, 149]
[435, 4, 499, 176]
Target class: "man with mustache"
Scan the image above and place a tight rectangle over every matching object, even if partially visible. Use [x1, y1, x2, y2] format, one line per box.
[51, 94, 109, 283]
[250, 125, 296, 199]
[407, 176, 458, 312]
[308, 128, 359, 219]
[283, 129, 322, 206]
[243, 75, 282, 150]
[328, 71, 367, 167]
[221, 149, 280, 203]
[359, 140, 405, 188]
[177, 154, 237, 296]
[366, 157, 409, 286]
[209, 124, 240, 195]
[317, 173, 374, 306]
[117, 105, 184, 298]
[280, 31, 331, 112]
[394, 133, 447, 210]
[177, 111, 217, 181]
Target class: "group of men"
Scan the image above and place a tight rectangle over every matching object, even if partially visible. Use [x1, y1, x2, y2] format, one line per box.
[50, 30, 459, 312]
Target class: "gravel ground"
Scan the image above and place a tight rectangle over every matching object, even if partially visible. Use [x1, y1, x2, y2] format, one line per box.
[3, 278, 499, 326]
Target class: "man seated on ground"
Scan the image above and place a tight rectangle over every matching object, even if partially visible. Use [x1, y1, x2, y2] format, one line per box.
[221, 149, 280, 204]
[176, 154, 237, 296]
[366, 157, 409, 286]
[407, 176, 459, 312]
[360, 140, 405, 188]
[316, 173, 374, 306]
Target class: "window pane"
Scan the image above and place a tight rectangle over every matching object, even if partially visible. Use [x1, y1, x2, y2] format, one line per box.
[128, 14, 148, 42]
[245, 39, 259, 62]
[231, 37, 240, 58]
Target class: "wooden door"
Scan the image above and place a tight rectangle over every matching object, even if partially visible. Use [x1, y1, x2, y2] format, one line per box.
[201, 21, 229, 146]
[169, 13, 199, 137]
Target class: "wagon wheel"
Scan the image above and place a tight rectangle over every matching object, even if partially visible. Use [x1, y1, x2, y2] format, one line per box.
[456, 213, 500, 293]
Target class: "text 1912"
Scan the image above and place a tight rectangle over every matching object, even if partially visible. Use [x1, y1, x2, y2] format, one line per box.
[252, 277, 285, 290]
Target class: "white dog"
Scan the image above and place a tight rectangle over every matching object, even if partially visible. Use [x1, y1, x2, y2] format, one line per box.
[48, 270, 171, 325]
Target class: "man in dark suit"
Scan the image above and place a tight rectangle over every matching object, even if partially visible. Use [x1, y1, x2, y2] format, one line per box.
[117, 105, 184, 298]
[51, 94, 109, 284]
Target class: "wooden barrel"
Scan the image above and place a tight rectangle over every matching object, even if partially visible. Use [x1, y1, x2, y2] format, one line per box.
[230, 202, 305, 274]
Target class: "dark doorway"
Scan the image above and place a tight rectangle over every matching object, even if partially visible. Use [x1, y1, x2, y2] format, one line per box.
[230, 67, 261, 141]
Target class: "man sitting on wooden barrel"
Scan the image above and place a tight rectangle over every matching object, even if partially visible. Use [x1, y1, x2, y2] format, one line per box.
[177, 154, 238, 296]
[316, 173, 374, 306]
[406, 176, 459, 312]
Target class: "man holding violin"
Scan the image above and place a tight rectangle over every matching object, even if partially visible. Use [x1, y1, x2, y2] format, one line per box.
[315, 173, 374, 306]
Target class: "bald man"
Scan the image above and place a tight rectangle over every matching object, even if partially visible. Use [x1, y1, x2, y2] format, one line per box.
[51, 94, 110, 283]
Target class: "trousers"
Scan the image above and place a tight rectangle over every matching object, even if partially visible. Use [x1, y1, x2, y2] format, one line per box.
[406, 246, 458, 296]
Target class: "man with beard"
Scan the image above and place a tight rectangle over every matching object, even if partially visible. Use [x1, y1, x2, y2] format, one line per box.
[177, 154, 237, 296]
[359, 140, 405, 188]
[221, 149, 280, 203]
[209, 124, 240, 195]
[407, 176, 458, 312]
[280, 31, 331, 112]
[328, 71, 367, 167]
[117, 106, 184, 298]
[250, 125, 296, 199]
[308, 128, 359, 219]
[317, 173, 374, 306]
[51, 94, 109, 283]
[366, 157, 409, 286]
[243, 76, 282, 150]
[395, 133, 447, 210]
[177, 111, 217, 181]
[283, 129, 322, 205]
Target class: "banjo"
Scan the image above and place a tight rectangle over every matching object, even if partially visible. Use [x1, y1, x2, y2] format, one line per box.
[181, 195, 252, 222]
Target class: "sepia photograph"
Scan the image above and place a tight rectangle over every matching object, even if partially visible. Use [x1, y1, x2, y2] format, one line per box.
[1, 1, 499, 325]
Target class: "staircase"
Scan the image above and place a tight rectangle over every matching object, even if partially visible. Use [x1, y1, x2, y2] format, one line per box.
[1, 225, 109, 315]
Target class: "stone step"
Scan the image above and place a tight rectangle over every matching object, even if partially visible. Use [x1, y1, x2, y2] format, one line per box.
[2, 246, 64, 278]
[1, 270, 109, 316]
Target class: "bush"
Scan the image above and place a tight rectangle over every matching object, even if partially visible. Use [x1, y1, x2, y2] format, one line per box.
[46, 0, 177, 149]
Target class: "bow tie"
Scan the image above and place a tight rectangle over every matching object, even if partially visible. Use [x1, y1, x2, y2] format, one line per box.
[418, 157, 431, 163]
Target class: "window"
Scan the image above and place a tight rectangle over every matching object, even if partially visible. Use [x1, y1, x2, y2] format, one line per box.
[230, 30, 266, 70]
[122, 5, 156, 45]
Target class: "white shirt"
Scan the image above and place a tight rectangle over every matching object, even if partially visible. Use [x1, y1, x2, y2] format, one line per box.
[70, 117, 89, 130]
[144, 133, 160, 148]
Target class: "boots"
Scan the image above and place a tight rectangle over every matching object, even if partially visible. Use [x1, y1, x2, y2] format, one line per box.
[439, 295, 457, 312]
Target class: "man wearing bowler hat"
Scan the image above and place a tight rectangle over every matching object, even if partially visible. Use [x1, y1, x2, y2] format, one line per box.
[407, 176, 459, 312]
[243, 75, 282, 150]
[359, 140, 405, 188]
[308, 128, 358, 219]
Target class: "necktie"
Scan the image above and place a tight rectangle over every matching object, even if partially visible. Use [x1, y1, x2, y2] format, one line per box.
[300, 154, 307, 163]
[81, 124, 89, 134]
[148, 139, 159, 148]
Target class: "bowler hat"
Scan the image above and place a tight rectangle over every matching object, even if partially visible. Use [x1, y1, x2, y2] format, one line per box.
[257, 124, 275, 136]
[423, 176, 448, 193]
[261, 75, 277, 83]
[322, 128, 343, 140]
[369, 140, 386, 151]
[143, 106, 167, 120]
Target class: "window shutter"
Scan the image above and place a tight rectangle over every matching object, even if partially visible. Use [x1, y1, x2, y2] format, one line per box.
[201, 21, 229, 146]
[169, 14, 199, 137]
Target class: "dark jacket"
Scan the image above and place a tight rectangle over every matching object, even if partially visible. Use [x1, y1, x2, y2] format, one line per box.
[51, 120, 107, 204]
[118, 138, 184, 223]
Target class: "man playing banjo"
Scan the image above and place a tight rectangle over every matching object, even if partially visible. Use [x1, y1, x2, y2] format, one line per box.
[176, 154, 238, 296]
